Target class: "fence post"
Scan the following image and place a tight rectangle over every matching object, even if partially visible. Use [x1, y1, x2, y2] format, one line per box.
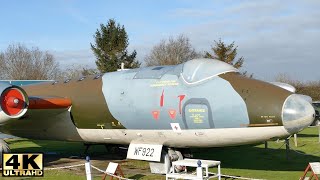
[85, 156, 92, 180]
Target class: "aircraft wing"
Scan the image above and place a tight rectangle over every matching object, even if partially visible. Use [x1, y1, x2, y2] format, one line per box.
[269, 82, 296, 93]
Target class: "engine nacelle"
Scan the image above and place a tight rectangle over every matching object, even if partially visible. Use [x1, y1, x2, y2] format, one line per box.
[0, 83, 28, 124]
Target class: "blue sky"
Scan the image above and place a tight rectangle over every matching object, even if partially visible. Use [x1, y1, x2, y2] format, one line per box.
[0, 0, 319, 81]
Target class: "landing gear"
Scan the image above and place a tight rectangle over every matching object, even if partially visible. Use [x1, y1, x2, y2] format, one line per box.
[83, 143, 127, 159]
[168, 149, 185, 172]
[83, 143, 110, 155]
[178, 148, 193, 158]
[0, 139, 10, 165]
[149, 147, 192, 174]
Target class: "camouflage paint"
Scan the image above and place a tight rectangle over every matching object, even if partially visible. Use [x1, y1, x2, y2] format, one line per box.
[0, 59, 291, 133]
[220, 73, 292, 126]
[15, 76, 123, 129]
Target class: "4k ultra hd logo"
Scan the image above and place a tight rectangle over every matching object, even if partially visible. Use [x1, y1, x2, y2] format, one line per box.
[2, 153, 43, 177]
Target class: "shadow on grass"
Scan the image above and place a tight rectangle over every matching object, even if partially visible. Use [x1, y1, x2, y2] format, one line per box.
[129, 174, 146, 179]
[7, 139, 127, 166]
[6, 136, 319, 173]
[295, 134, 319, 138]
[191, 144, 317, 172]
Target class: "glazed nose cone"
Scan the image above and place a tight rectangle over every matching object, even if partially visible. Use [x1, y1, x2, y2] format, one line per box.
[282, 94, 315, 134]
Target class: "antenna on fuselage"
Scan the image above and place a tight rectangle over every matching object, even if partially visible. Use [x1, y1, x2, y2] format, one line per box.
[117, 62, 129, 71]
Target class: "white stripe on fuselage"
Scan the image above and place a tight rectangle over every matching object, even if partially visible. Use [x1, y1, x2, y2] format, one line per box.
[76, 126, 290, 148]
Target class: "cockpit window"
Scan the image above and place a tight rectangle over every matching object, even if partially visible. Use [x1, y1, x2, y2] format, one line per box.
[134, 66, 174, 79]
[152, 67, 164, 70]
[313, 103, 320, 108]
[181, 58, 238, 84]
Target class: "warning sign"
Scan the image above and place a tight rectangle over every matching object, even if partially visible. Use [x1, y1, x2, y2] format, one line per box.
[185, 105, 210, 129]
[190, 113, 205, 123]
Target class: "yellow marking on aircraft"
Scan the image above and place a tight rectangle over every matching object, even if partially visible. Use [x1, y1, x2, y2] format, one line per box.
[97, 124, 105, 129]
[247, 123, 279, 127]
[190, 113, 205, 123]
[260, 115, 276, 119]
[150, 80, 179, 87]
[188, 108, 206, 113]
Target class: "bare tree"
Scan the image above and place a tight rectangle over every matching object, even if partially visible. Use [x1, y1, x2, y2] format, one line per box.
[275, 73, 320, 100]
[0, 44, 60, 80]
[145, 34, 200, 66]
[0, 53, 5, 79]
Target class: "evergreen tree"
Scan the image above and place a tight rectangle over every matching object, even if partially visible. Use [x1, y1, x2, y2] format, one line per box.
[205, 39, 244, 69]
[90, 19, 140, 72]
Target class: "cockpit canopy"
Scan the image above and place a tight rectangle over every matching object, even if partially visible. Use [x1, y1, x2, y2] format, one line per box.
[181, 58, 238, 84]
[132, 58, 238, 83]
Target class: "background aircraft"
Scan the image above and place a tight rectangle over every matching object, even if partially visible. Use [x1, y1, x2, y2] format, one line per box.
[0, 58, 315, 166]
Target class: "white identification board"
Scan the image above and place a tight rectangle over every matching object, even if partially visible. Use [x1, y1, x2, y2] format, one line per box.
[310, 162, 320, 174]
[127, 143, 163, 162]
[106, 162, 118, 174]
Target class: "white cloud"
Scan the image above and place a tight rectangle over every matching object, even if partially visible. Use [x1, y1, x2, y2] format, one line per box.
[51, 49, 96, 69]
[172, 1, 320, 81]
[226, 1, 287, 16]
[169, 8, 214, 18]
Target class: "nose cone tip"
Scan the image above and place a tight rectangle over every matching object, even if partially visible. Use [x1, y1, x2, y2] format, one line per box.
[282, 94, 315, 134]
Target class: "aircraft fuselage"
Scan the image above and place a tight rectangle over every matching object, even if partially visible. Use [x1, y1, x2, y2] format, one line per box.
[0, 59, 315, 148]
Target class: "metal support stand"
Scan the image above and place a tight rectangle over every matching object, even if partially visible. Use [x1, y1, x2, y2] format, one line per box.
[294, 134, 298, 147]
[84, 144, 90, 155]
[285, 138, 290, 161]
[264, 141, 268, 149]
[149, 149, 171, 174]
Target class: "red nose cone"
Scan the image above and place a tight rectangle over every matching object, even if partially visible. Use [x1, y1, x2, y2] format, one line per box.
[1, 88, 25, 116]
[6, 96, 19, 108]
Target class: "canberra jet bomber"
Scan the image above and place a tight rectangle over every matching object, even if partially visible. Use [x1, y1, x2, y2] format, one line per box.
[0, 58, 315, 165]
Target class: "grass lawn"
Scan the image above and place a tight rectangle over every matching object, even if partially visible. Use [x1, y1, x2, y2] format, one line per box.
[192, 127, 320, 179]
[2, 127, 320, 179]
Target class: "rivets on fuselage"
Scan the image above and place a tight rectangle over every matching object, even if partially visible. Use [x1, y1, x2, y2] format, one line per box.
[78, 77, 86, 81]
[64, 79, 71, 83]
[94, 74, 102, 79]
